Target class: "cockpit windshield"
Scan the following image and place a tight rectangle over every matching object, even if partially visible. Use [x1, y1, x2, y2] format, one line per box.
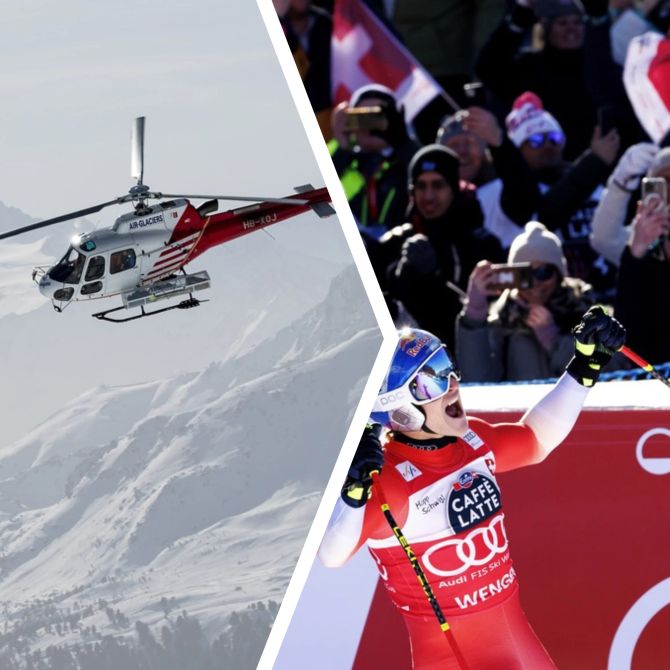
[48, 246, 86, 284]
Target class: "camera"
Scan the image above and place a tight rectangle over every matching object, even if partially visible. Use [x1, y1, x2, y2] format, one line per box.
[343, 106, 389, 132]
[488, 263, 533, 291]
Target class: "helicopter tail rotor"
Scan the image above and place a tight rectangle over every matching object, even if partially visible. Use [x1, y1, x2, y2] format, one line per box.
[294, 183, 335, 218]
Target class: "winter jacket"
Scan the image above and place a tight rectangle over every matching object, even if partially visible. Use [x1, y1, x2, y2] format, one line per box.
[476, 4, 597, 160]
[384, 191, 504, 350]
[329, 138, 419, 238]
[456, 277, 596, 382]
[534, 153, 617, 300]
[393, 0, 506, 79]
[589, 180, 638, 266]
[614, 247, 670, 364]
[476, 136, 547, 248]
[280, 7, 332, 114]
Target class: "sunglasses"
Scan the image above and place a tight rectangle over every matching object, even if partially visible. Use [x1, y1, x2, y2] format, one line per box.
[530, 264, 557, 282]
[526, 131, 565, 149]
[374, 346, 461, 412]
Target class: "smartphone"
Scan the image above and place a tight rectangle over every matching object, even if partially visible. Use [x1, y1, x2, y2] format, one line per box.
[597, 105, 617, 135]
[463, 82, 486, 108]
[343, 106, 389, 132]
[488, 263, 533, 291]
[641, 177, 667, 212]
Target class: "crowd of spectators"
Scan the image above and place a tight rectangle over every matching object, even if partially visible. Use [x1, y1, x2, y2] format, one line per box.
[277, 0, 670, 380]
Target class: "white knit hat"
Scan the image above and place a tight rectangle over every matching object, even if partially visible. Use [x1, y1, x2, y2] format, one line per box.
[505, 92, 563, 148]
[508, 221, 568, 276]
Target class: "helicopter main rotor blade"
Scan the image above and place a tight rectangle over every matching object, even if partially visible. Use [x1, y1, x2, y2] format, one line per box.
[157, 193, 311, 206]
[131, 116, 145, 186]
[0, 198, 123, 241]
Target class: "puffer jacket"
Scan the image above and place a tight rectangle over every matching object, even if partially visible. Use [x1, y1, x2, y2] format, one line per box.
[456, 277, 596, 382]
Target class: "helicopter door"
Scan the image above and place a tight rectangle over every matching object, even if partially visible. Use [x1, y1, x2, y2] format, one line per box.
[106, 247, 141, 294]
[79, 255, 106, 297]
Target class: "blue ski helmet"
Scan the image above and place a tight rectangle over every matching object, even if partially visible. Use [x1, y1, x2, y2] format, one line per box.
[371, 328, 460, 432]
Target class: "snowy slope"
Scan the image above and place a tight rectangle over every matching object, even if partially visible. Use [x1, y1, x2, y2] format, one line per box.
[0, 261, 380, 667]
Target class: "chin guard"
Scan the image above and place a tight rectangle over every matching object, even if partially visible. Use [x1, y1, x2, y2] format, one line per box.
[389, 405, 426, 433]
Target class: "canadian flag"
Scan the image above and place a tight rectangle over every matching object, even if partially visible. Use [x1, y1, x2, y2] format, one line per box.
[624, 31, 670, 144]
[331, 0, 443, 121]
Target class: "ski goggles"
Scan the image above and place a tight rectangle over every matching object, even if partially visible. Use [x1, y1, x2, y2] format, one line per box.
[526, 131, 565, 149]
[374, 346, 461, 412]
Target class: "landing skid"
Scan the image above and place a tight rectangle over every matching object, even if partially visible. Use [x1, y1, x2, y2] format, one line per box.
[92, 270, 211, 323]
[93, 296, 206, 323]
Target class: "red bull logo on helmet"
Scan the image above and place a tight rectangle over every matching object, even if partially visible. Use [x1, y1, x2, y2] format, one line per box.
[400, 334, 431, 358]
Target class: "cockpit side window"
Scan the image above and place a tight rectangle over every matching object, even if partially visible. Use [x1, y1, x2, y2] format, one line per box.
[48, 247, 86, 284]
[110, 249, 137, 274]
[85, 256, 105, 281]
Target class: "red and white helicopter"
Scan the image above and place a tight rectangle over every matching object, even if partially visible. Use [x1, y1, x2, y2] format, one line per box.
[0, 118, 334, 322]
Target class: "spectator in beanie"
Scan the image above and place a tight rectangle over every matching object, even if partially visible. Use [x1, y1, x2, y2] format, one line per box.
[614, 196, 670, 364]
[476, 0, 603, 160]
[382, 144, 504, 351]
[436, 112, 497, 187]
[438, 106, 544, 248]
[505, 92, 620, 300]
[456, 221, 596, 381]
[329, 83, 420, 239]
[591, 143, 670, 265]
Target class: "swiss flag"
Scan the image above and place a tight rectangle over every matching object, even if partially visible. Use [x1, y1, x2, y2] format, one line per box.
[624, 31, 670, 144]
[332, 0, 443, 121]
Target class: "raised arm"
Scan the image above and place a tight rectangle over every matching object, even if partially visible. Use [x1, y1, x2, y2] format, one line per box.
[590, 143, 657, 265]
[319, 424, 384, 567]
[522, 306, 626, 459]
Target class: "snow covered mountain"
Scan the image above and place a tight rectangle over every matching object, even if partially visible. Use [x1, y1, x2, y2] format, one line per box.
[0, 202, 381, 668]
[0, 201, 353, 446]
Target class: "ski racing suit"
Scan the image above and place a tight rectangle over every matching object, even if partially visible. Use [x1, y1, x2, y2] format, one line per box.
[320, 373, 590, 670]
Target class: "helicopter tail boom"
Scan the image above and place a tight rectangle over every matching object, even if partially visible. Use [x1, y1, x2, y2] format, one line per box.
[169, 186, 334, 265]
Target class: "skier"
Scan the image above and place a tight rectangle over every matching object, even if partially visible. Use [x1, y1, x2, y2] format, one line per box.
[319, 307, 625, 669]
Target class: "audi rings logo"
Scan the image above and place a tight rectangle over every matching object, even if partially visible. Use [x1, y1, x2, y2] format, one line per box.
[635, 427, 670, 475]
[422, 515, 508, 578]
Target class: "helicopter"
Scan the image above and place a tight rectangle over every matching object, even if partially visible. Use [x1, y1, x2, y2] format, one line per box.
[0, 117, 334, 323]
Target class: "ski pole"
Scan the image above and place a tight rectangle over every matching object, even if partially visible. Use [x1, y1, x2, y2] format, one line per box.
[370, 471, 470, 670]
[619, 345, 670, 390]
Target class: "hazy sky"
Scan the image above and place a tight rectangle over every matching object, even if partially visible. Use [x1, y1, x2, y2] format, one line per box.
[0, 0, 340, 257]
[0, 1, 376, 444]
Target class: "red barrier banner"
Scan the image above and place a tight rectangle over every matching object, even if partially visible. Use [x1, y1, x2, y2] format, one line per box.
[354, 409, 670, 670]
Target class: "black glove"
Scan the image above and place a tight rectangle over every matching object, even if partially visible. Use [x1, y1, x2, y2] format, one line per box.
[567, 306, 626, 387]
[342, 423, 384, 508]
[374, 103, 410, 150]
[399, 234, 438, 274]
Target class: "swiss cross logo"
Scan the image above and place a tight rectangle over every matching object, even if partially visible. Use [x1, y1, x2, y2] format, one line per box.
[395, 460, 422, 482]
